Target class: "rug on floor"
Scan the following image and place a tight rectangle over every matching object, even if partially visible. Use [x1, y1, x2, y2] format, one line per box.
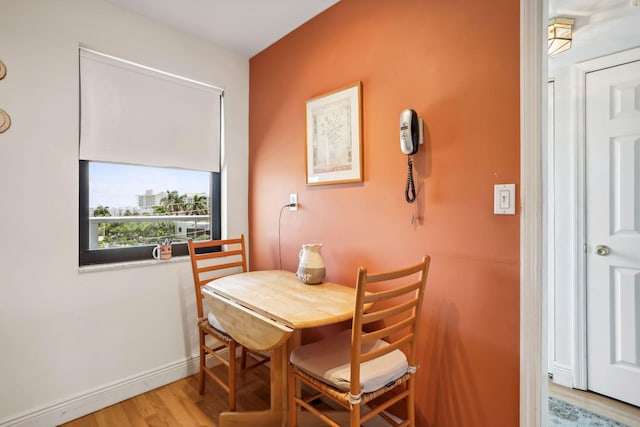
[548, 397, 631, 426]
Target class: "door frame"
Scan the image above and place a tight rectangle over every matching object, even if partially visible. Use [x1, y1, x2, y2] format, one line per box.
[574, 45, 640, 391]
[520, 0, 546, 425]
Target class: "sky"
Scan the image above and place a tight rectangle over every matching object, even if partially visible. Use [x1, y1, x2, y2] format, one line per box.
[89, 162, 210, 208]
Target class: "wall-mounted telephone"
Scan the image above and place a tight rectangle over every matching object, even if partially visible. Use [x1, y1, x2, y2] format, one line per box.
[400, 109, 421, 155]
[399, 109, 423, 203]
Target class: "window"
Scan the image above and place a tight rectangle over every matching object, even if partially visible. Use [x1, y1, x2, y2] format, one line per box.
[79, 161, 220, 265]
[78, 48, 223, 266]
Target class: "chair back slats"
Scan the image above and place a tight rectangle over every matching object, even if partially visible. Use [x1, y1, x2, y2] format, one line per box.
[365, 261, 427, 283]
[362, 279, 422, 304]
[362, 315, 415, 344]
[197, 260, 245, 275]
[362, 298, 417, 325]
[188, 236, 248, 319]
[350, 255, 430, 397]
[360, 334, 412, 363]
[193, 247, 245, 262]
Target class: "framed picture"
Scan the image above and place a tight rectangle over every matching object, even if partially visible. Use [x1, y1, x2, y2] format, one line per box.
[305, 82, 363, 185]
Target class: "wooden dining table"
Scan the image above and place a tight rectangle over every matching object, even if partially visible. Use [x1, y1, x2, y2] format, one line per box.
[201, 270, 358, 427]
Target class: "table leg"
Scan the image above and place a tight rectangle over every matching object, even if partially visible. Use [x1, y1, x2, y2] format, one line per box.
[219, 343, 287, 427]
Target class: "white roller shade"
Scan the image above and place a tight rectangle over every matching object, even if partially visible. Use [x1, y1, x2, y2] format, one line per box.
[79, 48, 222, 172]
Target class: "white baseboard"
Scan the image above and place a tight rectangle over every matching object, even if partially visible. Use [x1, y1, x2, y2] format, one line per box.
[551, 362, 575, 389]
[0, 356, 200, 427]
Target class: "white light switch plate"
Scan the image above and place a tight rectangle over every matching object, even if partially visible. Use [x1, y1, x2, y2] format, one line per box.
[494, 184, 516, 215]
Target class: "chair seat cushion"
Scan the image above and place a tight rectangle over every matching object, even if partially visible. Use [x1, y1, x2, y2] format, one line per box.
[290, 329, 408, 393]
[207, 310, 226, 333]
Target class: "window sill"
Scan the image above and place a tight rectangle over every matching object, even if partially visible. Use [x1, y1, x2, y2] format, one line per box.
[79, 255, 190, 273]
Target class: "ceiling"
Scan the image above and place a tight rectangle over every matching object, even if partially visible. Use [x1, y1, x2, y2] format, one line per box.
[549, 0, 640, 68]
[106, 0, 339, 58]
[105, 0, 640, 64]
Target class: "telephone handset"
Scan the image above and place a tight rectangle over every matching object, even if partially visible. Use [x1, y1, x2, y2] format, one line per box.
[400, 109, 420, 155]
[399, 109, 423, 204]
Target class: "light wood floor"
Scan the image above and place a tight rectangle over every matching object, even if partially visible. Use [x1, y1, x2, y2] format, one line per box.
[59, 361, 391, 427]
[58, 364, 640, 427]
[548, 381, 640, 427]
[59, 363, 270, 427]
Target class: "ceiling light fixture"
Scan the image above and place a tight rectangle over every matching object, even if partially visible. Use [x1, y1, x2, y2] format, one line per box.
[548, 17, 574, 57]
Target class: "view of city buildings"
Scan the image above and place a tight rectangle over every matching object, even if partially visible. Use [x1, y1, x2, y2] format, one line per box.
[89, 189, 208, 216]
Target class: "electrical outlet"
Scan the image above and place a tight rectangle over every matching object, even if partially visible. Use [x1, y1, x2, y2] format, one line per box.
[289, 193, 298, 211]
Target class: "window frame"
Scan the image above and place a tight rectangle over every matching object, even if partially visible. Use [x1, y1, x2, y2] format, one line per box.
[79, 160, 221, 266]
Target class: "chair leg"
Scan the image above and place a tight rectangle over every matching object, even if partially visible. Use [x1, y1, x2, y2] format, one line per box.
[407, 378, 415, 427]
[228, 340, 237, 411]
[288, 364, 298, 426]
[349, 403, 360, 427]
[198, 330, 206, 394]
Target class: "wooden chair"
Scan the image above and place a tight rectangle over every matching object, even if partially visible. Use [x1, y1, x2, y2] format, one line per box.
[188, 235, 269, 411]
[288, 256, 431, 427]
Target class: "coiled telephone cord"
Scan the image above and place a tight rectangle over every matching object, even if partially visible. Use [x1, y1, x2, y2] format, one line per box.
[405, 156, 416, 204]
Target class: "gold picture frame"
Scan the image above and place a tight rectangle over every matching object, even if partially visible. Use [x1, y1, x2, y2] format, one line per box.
[305, 82, 363, 185]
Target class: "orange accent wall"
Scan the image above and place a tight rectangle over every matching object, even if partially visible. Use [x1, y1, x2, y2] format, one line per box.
[249, 0, 520, 425]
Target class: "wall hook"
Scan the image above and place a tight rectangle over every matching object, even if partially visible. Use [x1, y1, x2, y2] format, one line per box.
[0, 108, 11, 133]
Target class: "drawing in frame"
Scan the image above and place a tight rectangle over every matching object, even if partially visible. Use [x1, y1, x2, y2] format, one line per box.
[305, 81, 363, 185]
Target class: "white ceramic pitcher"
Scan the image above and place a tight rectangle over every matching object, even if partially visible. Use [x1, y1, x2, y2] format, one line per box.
[296, 243, 326, 285]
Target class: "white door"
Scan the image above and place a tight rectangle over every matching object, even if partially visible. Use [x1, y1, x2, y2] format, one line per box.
[586, 59, 640, 407]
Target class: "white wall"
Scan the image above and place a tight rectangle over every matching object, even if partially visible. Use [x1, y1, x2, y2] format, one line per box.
[0, 1, 249, 425]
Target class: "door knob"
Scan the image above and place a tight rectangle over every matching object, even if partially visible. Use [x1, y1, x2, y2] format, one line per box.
[595, 245, 610, 256]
